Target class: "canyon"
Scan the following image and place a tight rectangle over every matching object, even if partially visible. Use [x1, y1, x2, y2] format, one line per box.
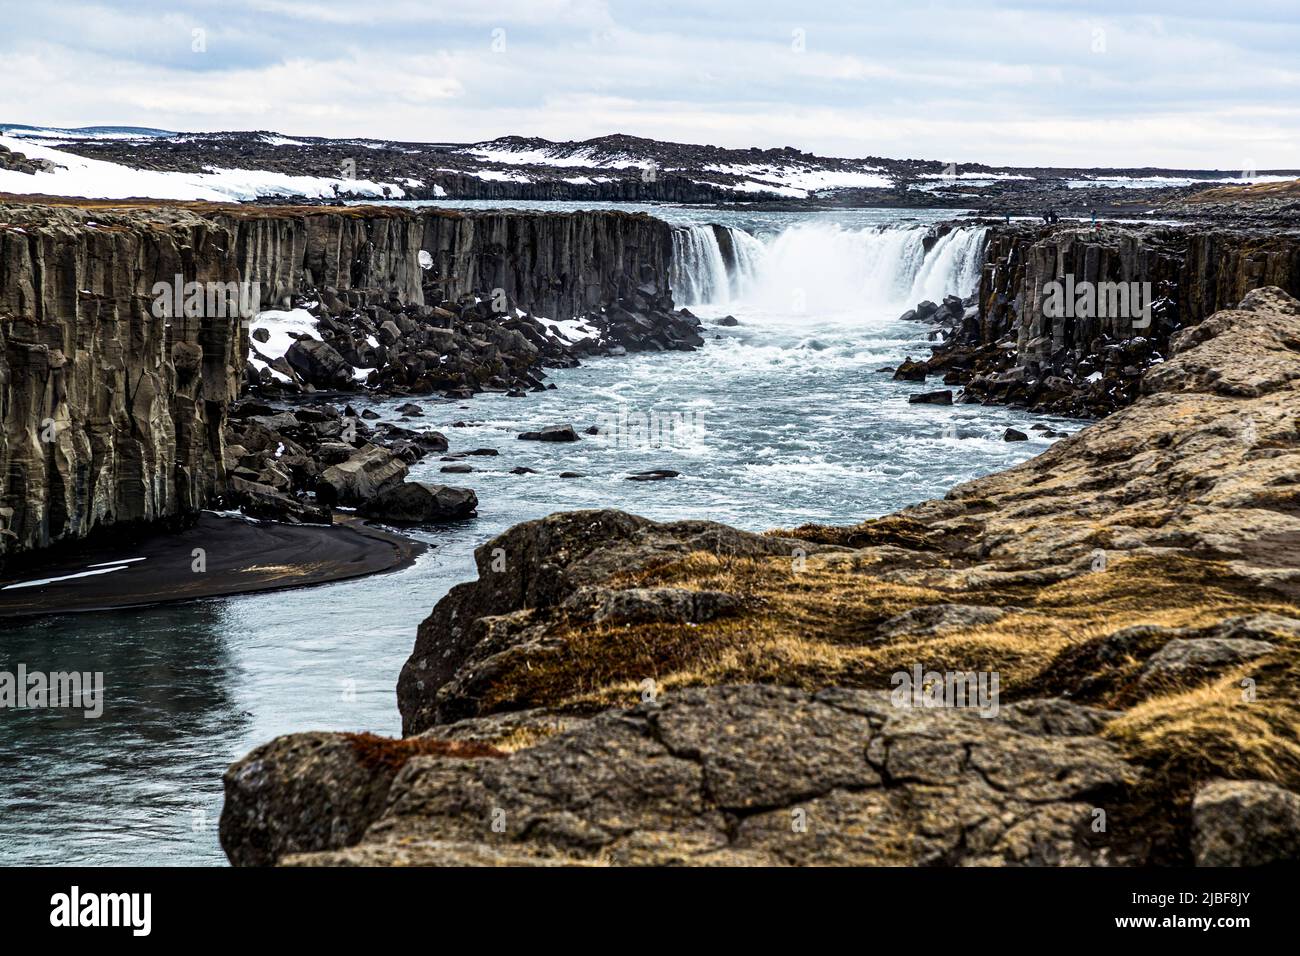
[4, 188, 1300, 868]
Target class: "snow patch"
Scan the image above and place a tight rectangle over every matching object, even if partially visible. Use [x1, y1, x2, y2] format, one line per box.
[703, 162, 893, 197]
[249, 308, 319, 362]
[0, 135, 407, 202]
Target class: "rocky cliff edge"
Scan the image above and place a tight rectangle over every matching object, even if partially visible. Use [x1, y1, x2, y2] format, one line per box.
[221, 287, 1300, 866]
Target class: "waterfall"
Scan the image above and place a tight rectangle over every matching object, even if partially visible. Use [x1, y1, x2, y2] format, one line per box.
[670, 221, 988, 316]
[671, 225, 731, 306]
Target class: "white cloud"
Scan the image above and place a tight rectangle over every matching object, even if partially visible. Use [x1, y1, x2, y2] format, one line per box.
[0, 0, 1297, 167]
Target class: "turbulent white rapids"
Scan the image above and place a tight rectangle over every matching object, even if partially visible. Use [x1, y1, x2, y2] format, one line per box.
[670, 221, 988, 315]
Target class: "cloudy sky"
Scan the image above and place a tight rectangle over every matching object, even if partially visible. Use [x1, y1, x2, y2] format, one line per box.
[1, 0, 1297, 168]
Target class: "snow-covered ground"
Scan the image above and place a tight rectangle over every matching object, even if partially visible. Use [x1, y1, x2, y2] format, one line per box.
[470, 168, 533, 183]
[1067, 174, 1299, 189]
[541, 316, 598, 342]
[0, 135, 408, 202]
[460, 144, 653, 170]
[248, 308, 319, 383]
[702, 162, 892, 198]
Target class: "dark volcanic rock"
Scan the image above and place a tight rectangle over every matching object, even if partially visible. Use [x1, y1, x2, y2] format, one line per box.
[518, 425, 579, 442]
[286, 338, 354, 389]
[925, 223, 1300, 417]
[908, 389, 953, 405]
[315, 445, 409, 506]
[626, 469, 681, 481]
[0, 204, 245, 563]
[1192, 780, 1300, 866]
[892, 357, 927, 382]
[358, 482, 477, 524]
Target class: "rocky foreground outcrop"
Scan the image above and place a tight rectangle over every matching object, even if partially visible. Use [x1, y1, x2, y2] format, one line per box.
[222, 287, 1300, 866]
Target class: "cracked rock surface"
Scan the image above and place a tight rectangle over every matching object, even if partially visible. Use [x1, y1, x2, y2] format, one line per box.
[228, 685, 1136, 867]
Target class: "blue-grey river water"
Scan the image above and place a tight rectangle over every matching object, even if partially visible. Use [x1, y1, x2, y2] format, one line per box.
[0, 203, 1082, 865]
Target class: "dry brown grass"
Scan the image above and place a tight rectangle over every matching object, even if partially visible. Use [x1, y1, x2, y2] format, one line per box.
[476, 547, 1295, 727]
[1184, 178, 1300, 205]
[343, 732, 503, 774]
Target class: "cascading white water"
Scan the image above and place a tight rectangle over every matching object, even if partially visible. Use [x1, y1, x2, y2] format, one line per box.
[671, 225, 765, 306]
[671, 221, 988, 317]
[670, 226, 730, 306]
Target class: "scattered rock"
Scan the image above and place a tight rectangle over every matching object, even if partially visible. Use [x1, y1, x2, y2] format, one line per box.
[285, 338, 353, 389]
[892, 357, 927, 382]
[1192, 780, 1300, 866]
[518, 425, 579, 442]
[358, 482, 478, 524]
[909, 389, 953, 405]
[626, 469, 680, 481]
[316, 444, 409, 506]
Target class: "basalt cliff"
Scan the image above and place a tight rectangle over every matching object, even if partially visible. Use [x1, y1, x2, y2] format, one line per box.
[0, 201, 679, 564]
[221, 286, 1300, 867]
[909, 222, 1300, 416]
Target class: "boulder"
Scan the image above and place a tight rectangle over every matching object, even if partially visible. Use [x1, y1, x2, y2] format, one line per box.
[1192, 780, 1300, 866]
[285, 338, 354, 389]
[316, 444, 409, 506]
[518, 424, 579, 442]
[892, 357, 927, 382]
[225, 686, 1134, 867]
[908, 389, 953, 405]
[875, 603, 1011, 640]
[1139, 637, 1275, 687]
[358, 482, 478, 524]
